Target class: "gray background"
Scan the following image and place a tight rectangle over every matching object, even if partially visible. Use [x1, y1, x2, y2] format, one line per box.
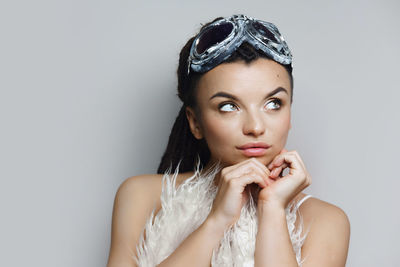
[1, 0, 399, 266]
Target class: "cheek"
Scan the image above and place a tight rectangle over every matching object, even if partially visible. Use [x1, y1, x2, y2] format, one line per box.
[275, 117, 290, 133]
[200, 114, 241, 155]
[203, 117, 236, 143]
[269, 112, 291, 142]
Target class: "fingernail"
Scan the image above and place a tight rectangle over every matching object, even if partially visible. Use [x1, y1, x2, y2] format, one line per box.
[269, 170, 275, 178]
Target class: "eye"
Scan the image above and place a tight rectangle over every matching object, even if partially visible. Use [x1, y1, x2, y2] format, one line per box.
[265, 99, 282, 110]
[219, 102, 238, 112]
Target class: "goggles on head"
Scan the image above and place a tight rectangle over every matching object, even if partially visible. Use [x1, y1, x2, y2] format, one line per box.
[187, 14, 293, 76]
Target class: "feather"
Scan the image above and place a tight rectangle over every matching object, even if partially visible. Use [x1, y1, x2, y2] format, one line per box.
[133, 158, 311, 266]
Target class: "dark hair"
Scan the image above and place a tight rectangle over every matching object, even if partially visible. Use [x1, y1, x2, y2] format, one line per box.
[157, 16, 294, 174]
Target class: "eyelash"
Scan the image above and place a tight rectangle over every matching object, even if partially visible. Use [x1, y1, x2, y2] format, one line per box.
[218, 99, 282, 112]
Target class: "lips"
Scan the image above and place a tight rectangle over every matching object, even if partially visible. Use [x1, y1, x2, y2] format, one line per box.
[237, 142, 271, 157]
[237, 142, 271, 149]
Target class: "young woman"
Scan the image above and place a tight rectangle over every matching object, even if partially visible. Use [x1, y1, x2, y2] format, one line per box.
[107, 14, 350, 267]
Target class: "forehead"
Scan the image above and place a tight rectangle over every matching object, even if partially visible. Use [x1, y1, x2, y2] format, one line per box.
[195, 58, 291, 100]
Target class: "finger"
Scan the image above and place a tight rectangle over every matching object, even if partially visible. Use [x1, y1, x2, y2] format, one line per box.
[248, 158, 271, 177]
[267, 152, 282, 170]
[292, 150, 307, 171]
[222, 157, 268, 180]
[273, 153, 302, 176]
[233, 172, 268, 190]
[222, 158, 255, 175]
[267, 148, 287, 169]
[268, 156, 285, 170]
[278, 150, 306, 173]
[269, 168, 281, 180]
[291, 152, 311, 184]
[267, 148, 291, 170]
[227, 158, 270, 182]
[281, 148, 288, 154]
[269, 162, 289, 178]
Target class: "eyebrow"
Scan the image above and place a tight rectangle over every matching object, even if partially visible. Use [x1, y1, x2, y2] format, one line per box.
[209, 86, 288, 101]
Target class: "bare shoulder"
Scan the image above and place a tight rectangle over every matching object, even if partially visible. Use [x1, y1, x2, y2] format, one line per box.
[299, 196, 351, 235]
[114, 172, 181, 222]
[120, 173, 164, 201]
[115, 174, 163, 217]
[119, 171, 193, 208]
[299, 195, 350, 225]
[108, 172, 189, 267]
[297, 195, 351, 266]
[107, 173, 161, 267]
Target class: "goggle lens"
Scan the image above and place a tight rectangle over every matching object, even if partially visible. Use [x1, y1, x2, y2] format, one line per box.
[252, 21, 278, 43]
[195, 22, 233, 54]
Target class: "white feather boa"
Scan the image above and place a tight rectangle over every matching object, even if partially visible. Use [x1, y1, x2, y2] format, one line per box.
[134, 160, 311, 266]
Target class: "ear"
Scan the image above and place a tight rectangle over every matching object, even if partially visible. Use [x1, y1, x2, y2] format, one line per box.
[185, 106, 203, 139]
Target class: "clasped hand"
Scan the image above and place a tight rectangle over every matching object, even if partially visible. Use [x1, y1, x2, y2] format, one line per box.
[208, 148, 312, 228]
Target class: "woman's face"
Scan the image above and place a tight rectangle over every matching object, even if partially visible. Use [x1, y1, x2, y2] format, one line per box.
[186, 57, 292, 168]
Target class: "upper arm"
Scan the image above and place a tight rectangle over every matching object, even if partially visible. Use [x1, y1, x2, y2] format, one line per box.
[301, 202, 351, 267]
[107, 175, 159, 267]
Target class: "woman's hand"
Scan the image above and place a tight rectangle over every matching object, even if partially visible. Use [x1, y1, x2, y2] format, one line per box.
[259, 148, 312, 209]
[207, 158, 275, 229]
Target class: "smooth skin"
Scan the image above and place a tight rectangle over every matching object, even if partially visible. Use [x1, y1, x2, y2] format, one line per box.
[107, 58, 350, 267]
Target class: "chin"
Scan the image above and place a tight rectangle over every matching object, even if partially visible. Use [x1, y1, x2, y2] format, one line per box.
[255, 157, 270, 166]
[212, 153, 272, 168]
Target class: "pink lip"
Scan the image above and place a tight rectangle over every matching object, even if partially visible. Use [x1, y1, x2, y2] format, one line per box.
[237, 142, 271, 157]
[239, 147, 269, 157]
[237, 142, 271, 149]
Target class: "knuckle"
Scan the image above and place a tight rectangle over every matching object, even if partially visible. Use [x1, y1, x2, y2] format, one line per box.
[242, 170, 254, 180]
[288, 150, 298, 157]
[244, 176, 252, 183]
[223, 174, 230, 183]
[221, 168, 229, 176]
[248, 169, 256, 175]
[243, 165, 253, 174]
[228, 178, 238, 186]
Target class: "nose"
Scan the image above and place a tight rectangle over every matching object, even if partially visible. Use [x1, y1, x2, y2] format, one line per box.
[242, 109, 265, 136]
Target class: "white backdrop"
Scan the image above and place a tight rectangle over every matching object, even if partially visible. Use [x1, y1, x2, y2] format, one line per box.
[0, 0, 399, 266]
